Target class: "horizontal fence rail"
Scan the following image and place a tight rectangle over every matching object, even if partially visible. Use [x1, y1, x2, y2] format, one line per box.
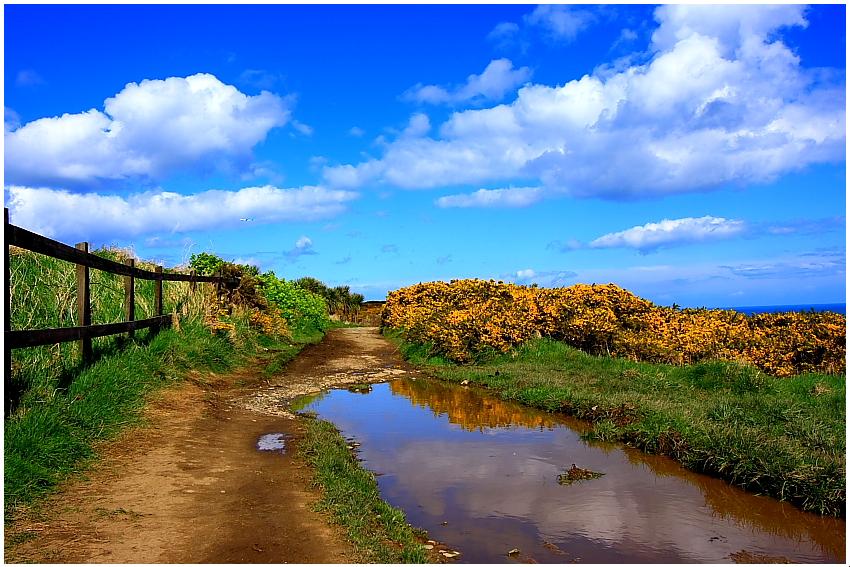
[4, 207, 239, 415]
[7, 222, 234, 283]
[6, 316, 173, 349]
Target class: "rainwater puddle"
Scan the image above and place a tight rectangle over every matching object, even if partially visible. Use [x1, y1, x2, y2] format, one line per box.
[299, 378, 845, 563]
[256, 433, 288, 452]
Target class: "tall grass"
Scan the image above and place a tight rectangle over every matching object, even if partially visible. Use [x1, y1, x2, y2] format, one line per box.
[7, 246, 206, 411]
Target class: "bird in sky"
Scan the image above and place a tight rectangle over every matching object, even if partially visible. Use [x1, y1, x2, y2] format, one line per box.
[239, 217, 254, 222]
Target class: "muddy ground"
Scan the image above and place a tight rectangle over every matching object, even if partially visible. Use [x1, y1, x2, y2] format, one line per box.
[5, 327, 412, 564]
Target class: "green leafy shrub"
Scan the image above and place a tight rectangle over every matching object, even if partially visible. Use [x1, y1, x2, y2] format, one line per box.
[259, 272, 330, 333]
[188, 252, 226, 276]
[294, 277, 364, 316]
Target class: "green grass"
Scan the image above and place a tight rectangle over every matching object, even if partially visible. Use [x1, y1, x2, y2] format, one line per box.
[8, 247, 204, 412]
[299, 418, 431, 563]
[388, 331, 846, 517]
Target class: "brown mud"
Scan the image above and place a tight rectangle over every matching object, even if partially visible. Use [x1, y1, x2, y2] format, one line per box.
[4, 327, 402, 563]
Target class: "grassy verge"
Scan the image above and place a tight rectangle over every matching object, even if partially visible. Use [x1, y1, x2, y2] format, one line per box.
[4, 318, 320, 520]
[299, 418, 431, 563]
[389, 331, 845, 517]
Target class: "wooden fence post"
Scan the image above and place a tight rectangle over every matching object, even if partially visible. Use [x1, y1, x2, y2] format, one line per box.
[189, 269, 196, 294]
[214, 268, 222, 307]
[76, 242, 92, 364]
[155, 266, 163, 326]
[5, 208, 12, 416]
[124, 258, 135, 339]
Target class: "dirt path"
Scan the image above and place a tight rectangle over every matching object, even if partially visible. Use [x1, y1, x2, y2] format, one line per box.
[5, 327, 410, 563]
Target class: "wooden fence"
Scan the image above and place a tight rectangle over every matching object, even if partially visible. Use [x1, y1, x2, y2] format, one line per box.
[4, 208, 238, 415]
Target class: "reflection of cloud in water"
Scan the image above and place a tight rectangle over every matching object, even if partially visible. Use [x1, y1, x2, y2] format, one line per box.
[310, 380, 844, 563]
[375, 438, 838, 563]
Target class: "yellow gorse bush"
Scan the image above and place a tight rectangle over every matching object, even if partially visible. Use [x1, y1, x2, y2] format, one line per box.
[382, 280, 846, 376]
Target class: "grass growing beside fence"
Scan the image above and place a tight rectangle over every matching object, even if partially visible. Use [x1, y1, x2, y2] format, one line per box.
[299, 418, 431, 563]
[389, 332, 846, 517]
[7, 246, 202, 410]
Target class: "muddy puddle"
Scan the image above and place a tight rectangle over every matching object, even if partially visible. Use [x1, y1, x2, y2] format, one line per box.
[298, 377, 845, 563]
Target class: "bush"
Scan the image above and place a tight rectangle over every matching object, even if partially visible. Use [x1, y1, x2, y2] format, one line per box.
[382, 280, 846, 376]
[294, 277, 364, 316]
[259, 272, 330, 333]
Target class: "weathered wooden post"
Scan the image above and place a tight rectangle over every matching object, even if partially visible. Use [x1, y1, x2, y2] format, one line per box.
[189, 269, 196, 294]
[155, 266, 163, 329]
[76, 242, 92, 364]
[214, 268, 224, 312]
[124, 258, 135, 339]
[5, 208, 12, 416]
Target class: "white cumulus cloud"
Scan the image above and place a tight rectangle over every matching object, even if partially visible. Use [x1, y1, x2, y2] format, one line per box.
[589, 216, 746, 252]
[436, 187, 543, 208]
[5, 184, 357, 244]
[402, 113, 431, 138]
[284, 235, 317, 260]
[324, 6, 844, 200]
[5, 73, 291, 186]
[403, 59, 531, 106]
[526, 5, 597, 42]
[4, 107, 20, 132]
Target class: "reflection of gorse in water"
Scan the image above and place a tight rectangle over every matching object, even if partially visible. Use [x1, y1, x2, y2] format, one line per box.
[390, 378, 560, 431]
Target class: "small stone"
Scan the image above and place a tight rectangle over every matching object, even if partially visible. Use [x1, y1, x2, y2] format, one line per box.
[440, 521, 448, 526]
[422, 544, 434, 550]
[460, 380, 469, 385]
[427, 540, 436, 544]
[507, 548, 520, 556]
[220, 490, 226, 494]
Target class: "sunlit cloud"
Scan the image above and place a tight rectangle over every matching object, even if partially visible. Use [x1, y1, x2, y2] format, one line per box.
[325, 6, 843, 200]
[6, 73, 291, 186]
[5, 184, 358, 244]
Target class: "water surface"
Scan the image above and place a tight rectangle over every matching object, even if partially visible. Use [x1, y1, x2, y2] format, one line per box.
[301, 378, 845, 563]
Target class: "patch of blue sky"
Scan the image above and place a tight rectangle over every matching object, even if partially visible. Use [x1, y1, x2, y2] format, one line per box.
[4, 4, 846, 306]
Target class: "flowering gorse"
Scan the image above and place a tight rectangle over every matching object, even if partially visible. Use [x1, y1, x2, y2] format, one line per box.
[382, 280, 845, 376]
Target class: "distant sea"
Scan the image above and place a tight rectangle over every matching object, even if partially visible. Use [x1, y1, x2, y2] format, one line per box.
[723, 303, 846, 315]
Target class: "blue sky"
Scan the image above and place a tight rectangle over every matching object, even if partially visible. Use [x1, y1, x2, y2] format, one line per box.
[4, 4, 846, 306]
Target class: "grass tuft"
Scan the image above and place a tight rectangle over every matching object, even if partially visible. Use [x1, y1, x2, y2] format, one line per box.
[299, 418, 431, 563]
